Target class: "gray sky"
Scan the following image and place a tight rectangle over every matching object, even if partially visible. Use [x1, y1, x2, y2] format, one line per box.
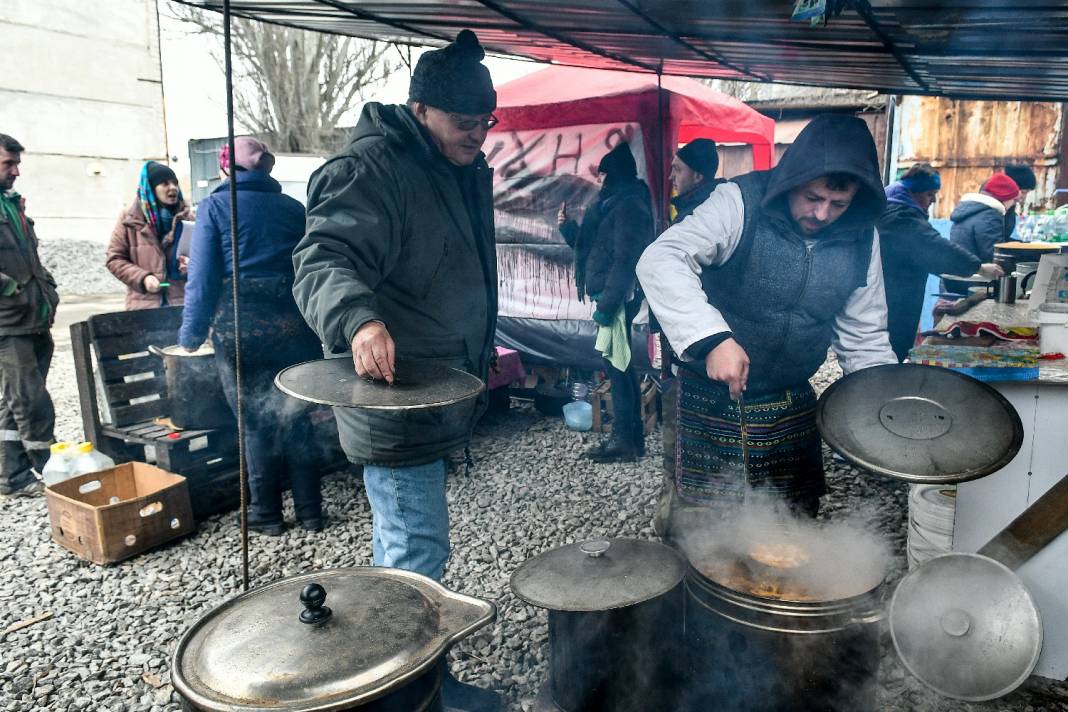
[158, 7, 538, 181]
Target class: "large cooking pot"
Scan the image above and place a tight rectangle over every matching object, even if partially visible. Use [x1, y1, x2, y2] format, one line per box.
[684, 558, 885, 712]
[172, 567, 495, 711]
[149, 344, 235, 430]
[511, 539, 686, 712]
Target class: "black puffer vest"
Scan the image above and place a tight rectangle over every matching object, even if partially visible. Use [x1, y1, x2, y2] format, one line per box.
[701, 171, 874, 393]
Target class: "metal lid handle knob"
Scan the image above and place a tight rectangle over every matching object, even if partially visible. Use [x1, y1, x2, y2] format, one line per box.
[579, 540, 611, 558]
[299, 583, 333, 625]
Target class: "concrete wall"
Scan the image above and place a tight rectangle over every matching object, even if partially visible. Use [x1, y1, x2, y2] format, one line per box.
[1, 0, 168, 244]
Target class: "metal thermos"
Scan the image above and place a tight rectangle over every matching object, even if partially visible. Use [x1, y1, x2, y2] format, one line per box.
[995, 275, 1018, 304]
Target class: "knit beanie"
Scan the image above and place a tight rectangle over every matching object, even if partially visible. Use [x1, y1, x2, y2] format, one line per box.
[676, 138, 720, 178]
[984, 173, 1021, 202]
[409, 30, 497, 115]
[146, 161, 178, 190]
[1004, 164, 1037, 191]
[219, 137, 276, 174]
[598, 142, 638, 179]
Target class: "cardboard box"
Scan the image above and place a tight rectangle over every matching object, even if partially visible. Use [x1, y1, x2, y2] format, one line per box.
[45, 463, 195, 565]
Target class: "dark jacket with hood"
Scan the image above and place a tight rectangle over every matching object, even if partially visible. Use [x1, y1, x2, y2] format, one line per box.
[559, 176, 655, 318]
[949, 193, 1006, 263]
[700, 114, 887, 393]
[0, 193, 59, 335]
[292, 103, 497, 466]
[878, 182, 980, 361]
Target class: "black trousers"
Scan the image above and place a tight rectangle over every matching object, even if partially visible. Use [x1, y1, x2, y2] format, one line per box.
[604, 299, 643, 445]
[0, 332, 55, 492]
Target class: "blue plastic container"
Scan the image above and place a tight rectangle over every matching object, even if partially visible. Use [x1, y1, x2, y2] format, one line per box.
[562, 400, 593, 431]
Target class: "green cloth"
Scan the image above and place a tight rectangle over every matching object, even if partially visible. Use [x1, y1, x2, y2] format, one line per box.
[595, 306, 631, 371]
[0, 192, 26, 244]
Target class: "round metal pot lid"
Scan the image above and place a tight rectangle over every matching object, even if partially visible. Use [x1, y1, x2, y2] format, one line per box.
[890, 553, 1042, 702]
[510, 539, 685, 612]
[172, 567, 495, 711]
[816, 364, 1023, 484]
[275, 357, 484, 410]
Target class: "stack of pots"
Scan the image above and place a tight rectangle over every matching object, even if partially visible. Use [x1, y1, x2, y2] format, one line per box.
[510, 539, 685, 712]
[171, 568, 495, 711]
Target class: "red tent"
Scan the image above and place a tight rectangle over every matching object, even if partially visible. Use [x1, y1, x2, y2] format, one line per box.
[493, 65, 775, 218]
[486, 67, 774, 368]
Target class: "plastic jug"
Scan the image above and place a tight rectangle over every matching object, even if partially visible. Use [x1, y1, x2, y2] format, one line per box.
[41, 442, 74, 486]
[563, 400, 593, 431]
[69, 442, 116, 476]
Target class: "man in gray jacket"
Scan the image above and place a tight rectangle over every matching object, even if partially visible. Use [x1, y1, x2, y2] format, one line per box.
[293, 31, 497, 581]
[0, 134, 59, 497]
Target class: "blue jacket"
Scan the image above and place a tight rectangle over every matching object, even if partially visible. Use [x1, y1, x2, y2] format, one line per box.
[178, 170, 306, 349]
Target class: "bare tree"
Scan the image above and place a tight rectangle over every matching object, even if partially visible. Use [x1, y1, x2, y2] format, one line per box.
[167, 2, 402, 152]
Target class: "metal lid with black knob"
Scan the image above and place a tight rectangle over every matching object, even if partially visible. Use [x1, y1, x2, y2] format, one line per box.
[816, 364, 1024, 484]
[510, 538, 686, 612]
[171, 568, 495, 710]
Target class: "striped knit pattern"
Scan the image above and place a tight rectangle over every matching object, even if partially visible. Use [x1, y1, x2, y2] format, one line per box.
[675, 371, 825, 504]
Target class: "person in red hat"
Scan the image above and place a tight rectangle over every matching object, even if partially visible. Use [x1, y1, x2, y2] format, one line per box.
[949, 173, 1020, 263]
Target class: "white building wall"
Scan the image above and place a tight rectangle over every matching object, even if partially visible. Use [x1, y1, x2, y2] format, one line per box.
[2, 0, 168, 244]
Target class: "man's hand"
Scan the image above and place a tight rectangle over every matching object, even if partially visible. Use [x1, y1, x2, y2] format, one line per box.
[978, 262, 1005, 279]
[178, 255, 190, 275]
[352, 320, 396, 384]
[557, 202, 568, 227]
[704, 338, 750, 401]
[144, 275, 161, 293]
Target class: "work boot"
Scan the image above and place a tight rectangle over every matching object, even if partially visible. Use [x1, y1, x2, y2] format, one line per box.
[0, 479, 44, 499]
[442, 669, 502, 712]
[589, 434, 638, 463]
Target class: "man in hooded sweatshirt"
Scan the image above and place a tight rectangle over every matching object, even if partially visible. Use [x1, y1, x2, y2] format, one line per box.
[949, 173, 1020, 264]
[637, 115, 896, 523]
[557, 142, 655, 462]
[878, 163, 1002, 362]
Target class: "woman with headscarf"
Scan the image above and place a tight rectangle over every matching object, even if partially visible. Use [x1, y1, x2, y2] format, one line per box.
[557, 141, 655, 462]
[106, 161, 189, 309]
[178, 137, 325, 535]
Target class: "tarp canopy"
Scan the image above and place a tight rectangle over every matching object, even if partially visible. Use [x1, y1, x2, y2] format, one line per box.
[174, 1, 1068, 102]
[487, 66, 773, 367]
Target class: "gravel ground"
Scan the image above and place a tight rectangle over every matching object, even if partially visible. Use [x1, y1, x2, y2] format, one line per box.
[1, 311, 1067, 711]
[39, 239, 125, 295]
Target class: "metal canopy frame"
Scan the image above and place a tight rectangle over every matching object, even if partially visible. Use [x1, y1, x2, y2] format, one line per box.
[174, 0, 1068, 102]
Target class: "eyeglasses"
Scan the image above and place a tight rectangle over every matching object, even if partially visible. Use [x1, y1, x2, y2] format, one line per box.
[447, 112, 499, 131]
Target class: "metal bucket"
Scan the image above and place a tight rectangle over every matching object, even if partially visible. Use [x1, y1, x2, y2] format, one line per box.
[545, 585, 683, 712]
[149, 344, 235, 430]
[683, 562, 884, 712]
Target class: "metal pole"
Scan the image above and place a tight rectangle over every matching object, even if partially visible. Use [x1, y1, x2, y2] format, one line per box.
[222, 0, 250, 592]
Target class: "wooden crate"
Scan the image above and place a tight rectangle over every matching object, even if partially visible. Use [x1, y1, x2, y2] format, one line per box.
[591, 379, 658, 435]
[45, 463, 195, 565]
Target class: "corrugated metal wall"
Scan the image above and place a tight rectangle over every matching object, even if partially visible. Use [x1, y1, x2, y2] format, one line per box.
[895, 96, 1063, 219]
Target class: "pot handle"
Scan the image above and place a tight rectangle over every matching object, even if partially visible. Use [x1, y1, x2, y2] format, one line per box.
[1021, 269, 1038, 296]
[436, 592, 496, 644]
[148, 345, 166, 358]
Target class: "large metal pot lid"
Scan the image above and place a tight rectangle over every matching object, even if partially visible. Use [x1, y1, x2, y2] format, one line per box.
[172, 567, 495, 711]
[890, 553, 1042, 702]
[816, 364, 1023, 484]
[510, 539, 685, 612]
[275, 357, 484, 410]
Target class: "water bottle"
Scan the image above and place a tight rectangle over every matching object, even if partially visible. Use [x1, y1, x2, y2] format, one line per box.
[41, 442, 74, 486]
[69, 442, 116, 476]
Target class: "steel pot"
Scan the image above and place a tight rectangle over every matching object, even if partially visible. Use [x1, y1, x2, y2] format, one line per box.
[172, 567, 495, 711]
[149, 344, 235, 430]
[511, 539, 686, 712]
[683, 561, 884, 712]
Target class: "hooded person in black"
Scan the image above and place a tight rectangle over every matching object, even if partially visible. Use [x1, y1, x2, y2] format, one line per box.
[558, 141, 655, 462]
[638, 114, 896, 527]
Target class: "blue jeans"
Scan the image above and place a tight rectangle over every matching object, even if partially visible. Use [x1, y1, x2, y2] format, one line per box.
[363, 459, 450, 580]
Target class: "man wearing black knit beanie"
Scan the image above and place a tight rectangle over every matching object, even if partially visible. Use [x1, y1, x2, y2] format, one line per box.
[293, 30, 501, 711]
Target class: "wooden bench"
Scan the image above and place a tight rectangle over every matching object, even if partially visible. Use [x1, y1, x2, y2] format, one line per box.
[70, 306, 242, 520]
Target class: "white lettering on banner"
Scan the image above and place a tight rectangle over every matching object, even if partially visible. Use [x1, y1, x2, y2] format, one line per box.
[488, 123, 649, 322]
[0, 430, 19, 442]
